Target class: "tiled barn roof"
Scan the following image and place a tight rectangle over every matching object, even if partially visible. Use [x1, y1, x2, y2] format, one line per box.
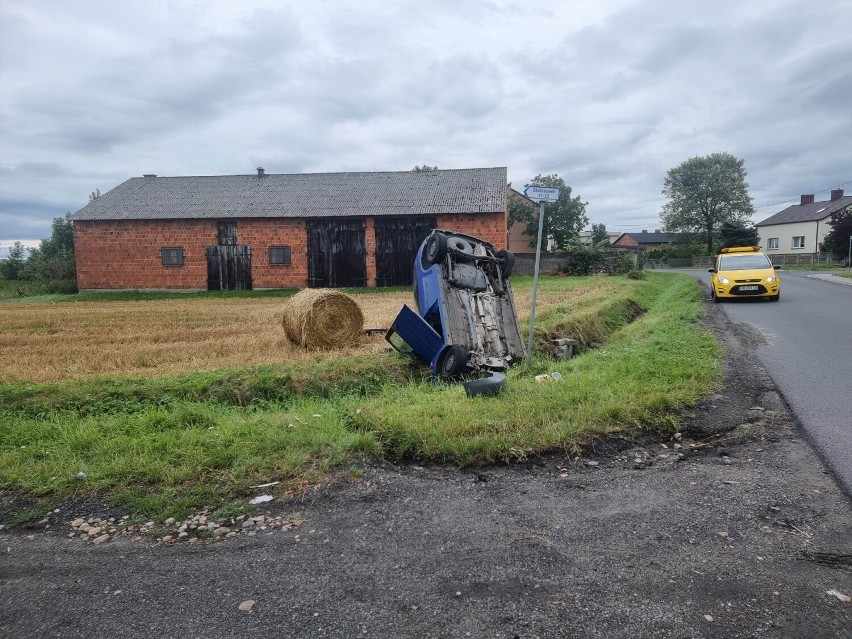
[72, 167, 508, 221]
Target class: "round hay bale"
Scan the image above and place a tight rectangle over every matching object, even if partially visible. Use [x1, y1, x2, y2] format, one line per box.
[282, 288, 364, 350]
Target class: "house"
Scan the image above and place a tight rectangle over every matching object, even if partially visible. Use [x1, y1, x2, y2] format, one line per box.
[71, 167, 508, 291]
[756, 190, 852, 254]
[577, 229, 621, 245]
[611, 230, 673, 249]
[506, 187, 542, 253]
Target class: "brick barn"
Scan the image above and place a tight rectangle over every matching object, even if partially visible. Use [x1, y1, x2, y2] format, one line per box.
[71, 167, 508, 291]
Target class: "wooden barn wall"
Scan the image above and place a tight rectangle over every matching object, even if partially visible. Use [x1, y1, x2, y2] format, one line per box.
[73, 211, 506, 290]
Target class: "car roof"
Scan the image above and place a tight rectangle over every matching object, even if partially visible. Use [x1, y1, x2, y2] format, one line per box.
[719, 246, 763, 255]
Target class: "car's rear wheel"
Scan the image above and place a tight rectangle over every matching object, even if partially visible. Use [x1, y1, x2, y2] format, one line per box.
[424, 232, 447, 266]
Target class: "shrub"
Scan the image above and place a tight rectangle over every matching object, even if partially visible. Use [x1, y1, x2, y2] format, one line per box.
[558, 243, 604, 275]
[609, 252, 634, 275]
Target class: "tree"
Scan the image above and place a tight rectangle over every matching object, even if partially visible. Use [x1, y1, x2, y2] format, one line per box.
[508, 191, 535, 231]
[590, 223, 609, 245]
[89, 188, 101, 203]
[412, 165, 438, 172]
[25, 212, 76, 280]
[718, 220, 759, 250]
[822, 206, 852, 260]
[0, 241, 28, 280]
[512, 174, 588, 249]
[661, 152, 755, 254]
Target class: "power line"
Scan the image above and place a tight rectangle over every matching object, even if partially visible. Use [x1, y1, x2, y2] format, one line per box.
[755, 178, 852, 210]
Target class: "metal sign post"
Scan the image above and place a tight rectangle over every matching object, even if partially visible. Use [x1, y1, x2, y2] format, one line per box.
[523, 186, 560, 368]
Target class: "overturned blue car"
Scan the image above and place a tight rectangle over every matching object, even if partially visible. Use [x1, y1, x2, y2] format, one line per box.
[385, 230, 526, 395]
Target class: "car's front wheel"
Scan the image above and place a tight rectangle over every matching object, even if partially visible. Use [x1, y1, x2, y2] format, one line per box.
[437, 344, 468, 380]
[496, 249, 515, 278]
[768, 293, 780, 302]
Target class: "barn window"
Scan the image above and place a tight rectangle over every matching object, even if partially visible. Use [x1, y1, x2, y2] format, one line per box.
[269, 246, 292, 265]
[161, 247, 185, 266]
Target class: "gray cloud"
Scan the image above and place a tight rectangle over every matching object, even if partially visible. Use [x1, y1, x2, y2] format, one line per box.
[1, 0, 851, 243]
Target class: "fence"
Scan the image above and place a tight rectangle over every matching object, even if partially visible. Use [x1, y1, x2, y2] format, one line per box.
[761, 253, 842, 267]
[513, 247, 643, 276]
[647, 253, 843, 269]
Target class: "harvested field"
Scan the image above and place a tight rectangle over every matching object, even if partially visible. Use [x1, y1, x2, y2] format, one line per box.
[0, 278, 620, 383]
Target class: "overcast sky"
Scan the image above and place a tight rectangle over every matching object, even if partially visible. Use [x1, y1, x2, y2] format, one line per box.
[2, 0, 851, 253]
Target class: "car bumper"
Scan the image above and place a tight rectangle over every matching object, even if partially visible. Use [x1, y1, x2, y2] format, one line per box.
[714, 282, 779, 298]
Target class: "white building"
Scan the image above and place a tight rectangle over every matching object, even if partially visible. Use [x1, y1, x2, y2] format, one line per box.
[756, 189, 852, 254]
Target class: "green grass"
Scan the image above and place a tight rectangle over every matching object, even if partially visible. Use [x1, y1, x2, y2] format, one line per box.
[347, 274, 715, 462]
[0, 273, 720, 520]
[772, 264, 838, 271]
[832, 270, 852, 279]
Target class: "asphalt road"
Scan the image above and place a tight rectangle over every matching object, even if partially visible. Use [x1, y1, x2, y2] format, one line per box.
[679, 268, 852, 494]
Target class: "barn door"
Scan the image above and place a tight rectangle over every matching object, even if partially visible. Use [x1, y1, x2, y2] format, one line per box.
[307, 219, 367, 288]
[207, 222, 252, 290]
[206, 245, 252, 290]
[374, 217, 436, 287]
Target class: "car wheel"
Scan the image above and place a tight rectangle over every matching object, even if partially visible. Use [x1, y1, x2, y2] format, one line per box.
[496, 249, 515, 278]
[768, 293, 780, 302]
[712, 290, 720, 303]
[437, 345, 468, 380]
[424, 232, 448, 266]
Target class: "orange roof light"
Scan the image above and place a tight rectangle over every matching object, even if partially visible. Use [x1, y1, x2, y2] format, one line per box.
[720, 246, 761, 254]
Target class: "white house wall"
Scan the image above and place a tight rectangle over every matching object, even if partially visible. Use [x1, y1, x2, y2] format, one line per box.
[757, 217, 832, 253]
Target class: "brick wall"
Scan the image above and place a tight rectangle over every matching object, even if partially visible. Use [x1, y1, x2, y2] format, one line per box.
[74, 211, 508, 290]
[612, 235, 638, 247]
[437, 211, 507, 249]
[365, 217, 377, 287]
[233, 219, 307, 288]
[74, 219, 310, 290]
[74, 219, 214, 290]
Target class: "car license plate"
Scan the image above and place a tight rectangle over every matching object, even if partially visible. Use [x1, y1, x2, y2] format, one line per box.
[739, 285, 759, 291]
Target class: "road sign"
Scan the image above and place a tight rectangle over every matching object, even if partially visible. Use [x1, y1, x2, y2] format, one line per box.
[524, 186, 560, 202]
[523, 185, 559, 367]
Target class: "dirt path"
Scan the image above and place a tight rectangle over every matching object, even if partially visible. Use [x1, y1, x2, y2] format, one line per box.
[1, 301, 850, 638]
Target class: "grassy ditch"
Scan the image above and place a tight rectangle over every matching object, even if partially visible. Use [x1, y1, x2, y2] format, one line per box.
[0, 273, 720, 520]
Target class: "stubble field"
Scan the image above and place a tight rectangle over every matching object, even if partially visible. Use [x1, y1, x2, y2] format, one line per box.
[0, 282, 582, 383]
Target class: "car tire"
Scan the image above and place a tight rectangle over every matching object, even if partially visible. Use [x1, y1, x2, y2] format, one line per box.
[768, 293, 780, 302]
[437, 344, 468, 380]
[424, 232, 448, 266]
[712, 290, 720, 303]
[496, 249, 515, 278]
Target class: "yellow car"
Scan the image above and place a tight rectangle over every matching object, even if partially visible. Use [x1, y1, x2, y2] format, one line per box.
[708, 246, 780, 302]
